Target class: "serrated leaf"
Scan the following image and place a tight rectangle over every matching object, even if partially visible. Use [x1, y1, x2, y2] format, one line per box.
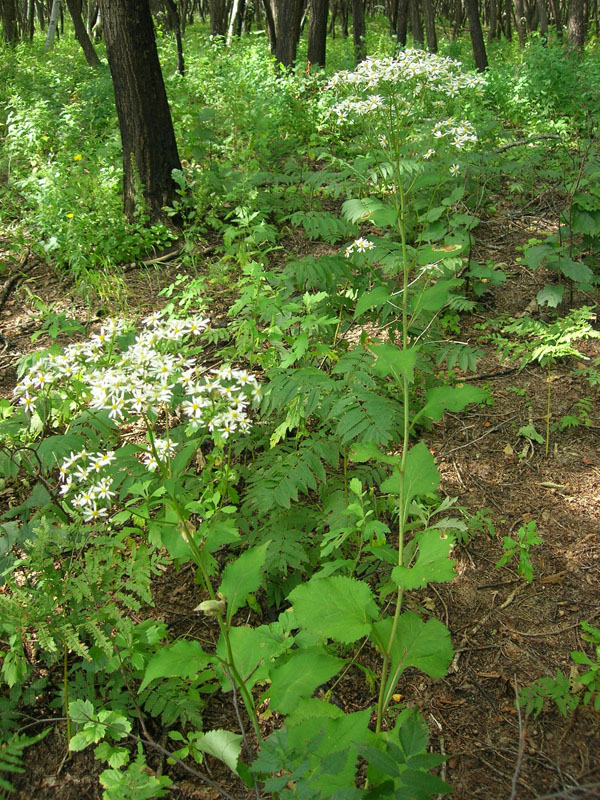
[420, 384, 488, 423]
[523, 242, 555, 269]
[195, 730, 242, 775]
[219, 541, 270, 624]
[380, 441, 440, 507]
[370, 611, 453, 689]
[349, 441, 397, 465]
[268, 648, 345, 713]
[216, 624, 290, 692]
[354, 286, 391, 318]
[557, 258, 594, 284]
[139, 641, 213, 692]
[536, 284, 564, 308]
[371, 344, 417, 384]
[392, 530, 455, 590]
[289, 576, 379, 643]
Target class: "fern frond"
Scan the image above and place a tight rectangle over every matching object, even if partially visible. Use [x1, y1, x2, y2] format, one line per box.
[0, 729, 50, 794]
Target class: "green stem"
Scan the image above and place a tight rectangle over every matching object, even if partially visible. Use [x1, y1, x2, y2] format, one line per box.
[545, 362, 551, 457]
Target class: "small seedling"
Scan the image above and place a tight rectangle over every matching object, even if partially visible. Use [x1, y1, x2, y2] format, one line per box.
[496, 520, 542, 582]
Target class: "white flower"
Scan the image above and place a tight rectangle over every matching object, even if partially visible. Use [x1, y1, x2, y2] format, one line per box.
[450, 164, 460, 176]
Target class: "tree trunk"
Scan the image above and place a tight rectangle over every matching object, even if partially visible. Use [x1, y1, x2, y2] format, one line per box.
[396, 0, 409, 44]
[99, 0, 182, 223]
[64, 0, 101, 66]
[44, 0, 60, 50]
[567, 0, 584, 46]
[209, 0, 227, 35]
[307, 0, 329, 66]
[353, 0, 366, 62]
[465, 0, 488, 70]
[423, 0, 437, 50]
[0, 0, 18, 44]
[538, 0, 548, 35]
[226, 0, 241, 41]
[409, 0, 424, 46]
[513, 0, 527, 43]
[267, 0, 303, 67]
[165, 0, 185, 73]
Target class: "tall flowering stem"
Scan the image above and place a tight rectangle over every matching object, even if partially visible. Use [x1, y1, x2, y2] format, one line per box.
[326, 51, 484, 732]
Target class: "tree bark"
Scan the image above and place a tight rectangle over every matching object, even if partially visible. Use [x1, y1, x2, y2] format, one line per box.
[423, 0, 437, 50]
[409, 0, 424, 46]
[567, 0, 584, 47]
[0, 0, 18, 44]
[165, 0, 185, 73]
[396, 0, 409, 44]
[465, 0, 488, 70]
[99, 0, 182, 223]
[308, 0, 329, 66]
[64, 0, 101, 66]
[209, 0, 227, 35]
[352, 0, 366, 62]
[267, 0, 303, 67]
[44, 0, 61, 50]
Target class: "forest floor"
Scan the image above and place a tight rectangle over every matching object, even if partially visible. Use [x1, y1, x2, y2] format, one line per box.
[0, 193, 599, 800]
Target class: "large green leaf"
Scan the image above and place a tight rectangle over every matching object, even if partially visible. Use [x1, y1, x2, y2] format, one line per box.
[268, 648, 345, 713]
[289, 576, 379, 643]
[371, 344, 417, 384]
[536, 284, 564, 308]
[354, 286, 392, 319]
[392, 530, 456, 590]
[139, 640, 214, 692]
[195, 730, 242, 775]
[342, 198, 398, 228]
[370, 611, 452, 697]
[557, 257, 594, 284]
[219, 541, 270, 624]
[379, 441, 440, 507]
[216, 624, 291, 692]
[419, 384, 488, 423]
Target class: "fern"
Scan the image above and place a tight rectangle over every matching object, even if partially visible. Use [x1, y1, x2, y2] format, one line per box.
[0, 729, 50, 795]
[288, 210, 358, 244]
[243, 437, 339, 515]
[281, 254, 355, 293]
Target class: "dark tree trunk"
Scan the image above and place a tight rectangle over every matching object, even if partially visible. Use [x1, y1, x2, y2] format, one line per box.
[352, 0, 366, 61]
[465, 0, 488, 70]
[395, 0, 409, 44]
[64, 0, 101, 65]
[538, 0, 548, 35]
[99, 0, 182, 223]
[209, 0, 227, 35]
[409, 0, 424, 45]
[567, 0, 584, 46]
[165, 0, 185, 73]
[423, 0, 437, 49]
[307, 0, 329, 66]
[513, 0, 527, 43]
[0, 0, 18, 43]
[267, 0, 303, 67]
[387, 0, 398, 31]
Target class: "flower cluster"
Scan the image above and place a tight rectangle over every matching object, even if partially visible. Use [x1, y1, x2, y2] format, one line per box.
[432, 119, 478, 150]
[344, 237, 376, 258]
[58, 448, 117, 522]
[327, 51, 485, 97]
[14, 309, 262, 522]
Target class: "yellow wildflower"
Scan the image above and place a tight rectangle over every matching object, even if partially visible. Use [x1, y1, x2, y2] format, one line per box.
[73, 154, 82, 161]
[66, 213, 74, 219]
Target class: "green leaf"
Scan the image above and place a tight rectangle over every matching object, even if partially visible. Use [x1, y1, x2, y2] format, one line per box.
[371, 611, 453, 687]
[354, 286, 391, 319]
[219, 541, 270, 624]
[523, 242, 555, 269]
[195, 730, 242, 775]
[216, 624, 290, 692]
[342, 198, 397, 228]
[517, 424, 544, 444]
[371, 344, 417, 384]
[139, 640, 214, 692]
[268, 648, 345, 713]
[392, 530, 455, 590]
[349, 441, 397, 466]
[557, 258, 594, 284]
[380, 441, 440, 507]
[289, 576, 379, 643]
[420, 384, 488, 423]
[536, 284, 564, 308]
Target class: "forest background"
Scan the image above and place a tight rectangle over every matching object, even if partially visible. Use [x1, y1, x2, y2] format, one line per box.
[0, 1, 599, 799]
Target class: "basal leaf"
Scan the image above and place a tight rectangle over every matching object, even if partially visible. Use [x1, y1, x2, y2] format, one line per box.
[219, 541, 270, 624]
[557, 258, 594, 284]
[342, 198, 397, 228]
[536, 284, 564, 308]
[289, 576, 379, 643]
[268, 648, 345, 713]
